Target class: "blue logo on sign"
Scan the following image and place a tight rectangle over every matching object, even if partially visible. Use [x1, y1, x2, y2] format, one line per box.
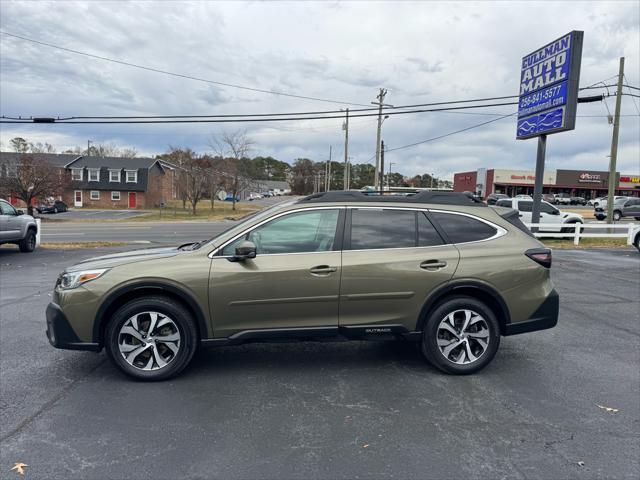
[517, 108, 564, 137]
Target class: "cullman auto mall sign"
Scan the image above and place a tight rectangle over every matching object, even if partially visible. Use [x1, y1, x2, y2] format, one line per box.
[517, 31, 584, 139]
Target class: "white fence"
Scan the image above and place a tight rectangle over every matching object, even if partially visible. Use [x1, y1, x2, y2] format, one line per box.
[524, 222, 638, 246]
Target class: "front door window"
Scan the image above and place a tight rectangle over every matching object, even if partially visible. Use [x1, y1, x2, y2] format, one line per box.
[221, 209, 340, 256]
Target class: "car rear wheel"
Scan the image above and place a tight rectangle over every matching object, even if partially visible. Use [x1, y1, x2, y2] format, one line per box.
[105, 296, 198, 381]
[421, 296, 500, 375]
[18, 229, 36, 252]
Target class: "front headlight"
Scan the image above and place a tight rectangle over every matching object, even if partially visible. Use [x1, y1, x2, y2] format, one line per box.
[57, 269, 109, 290]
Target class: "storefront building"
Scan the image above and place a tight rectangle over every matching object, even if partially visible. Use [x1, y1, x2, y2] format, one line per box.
[453, 168, 640, 199]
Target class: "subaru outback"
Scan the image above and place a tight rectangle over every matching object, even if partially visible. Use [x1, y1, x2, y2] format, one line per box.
[46, 191, 559, 380]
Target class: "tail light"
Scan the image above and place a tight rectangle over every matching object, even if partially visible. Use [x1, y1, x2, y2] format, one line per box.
[525, 248, 552, 268]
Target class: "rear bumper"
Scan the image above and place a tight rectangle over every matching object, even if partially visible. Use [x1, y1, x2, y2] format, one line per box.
[504, 289, 559, 336]
[46, 302, 100, 351]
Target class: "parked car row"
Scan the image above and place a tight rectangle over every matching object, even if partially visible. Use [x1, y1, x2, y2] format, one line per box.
[486, 193, 587, 206]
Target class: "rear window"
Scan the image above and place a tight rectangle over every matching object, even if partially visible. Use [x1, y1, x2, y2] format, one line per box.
[431, 212, 497, 243]
[518, 201, 533, 212]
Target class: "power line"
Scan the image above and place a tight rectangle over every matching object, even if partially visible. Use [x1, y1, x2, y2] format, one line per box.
[623, 74, 640, 115]
[385, 113, 517, 153]
[0, 101, 522, 124]
[0, 30, 371, 108]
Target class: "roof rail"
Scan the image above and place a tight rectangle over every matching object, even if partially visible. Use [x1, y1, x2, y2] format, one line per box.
[297, 190, 486, 206]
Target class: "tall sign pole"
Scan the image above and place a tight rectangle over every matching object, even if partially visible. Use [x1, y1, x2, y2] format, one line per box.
[343, 109, 349, 190]
[517, 31, 584, 231]
[606, 57, 625, 222]
[326, 145, 332, 191]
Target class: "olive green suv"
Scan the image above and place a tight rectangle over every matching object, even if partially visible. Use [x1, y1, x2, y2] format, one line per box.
[46, 191, 559, 380]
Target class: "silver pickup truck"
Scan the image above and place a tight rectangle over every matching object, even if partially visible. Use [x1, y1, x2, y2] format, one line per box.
[0, 198, 38, 252]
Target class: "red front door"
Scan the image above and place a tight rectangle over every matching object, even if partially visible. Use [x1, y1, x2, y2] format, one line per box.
[128, 192, 136, 208]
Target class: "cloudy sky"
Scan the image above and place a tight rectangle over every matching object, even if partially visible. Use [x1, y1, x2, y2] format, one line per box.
[1, 0, 638, 179]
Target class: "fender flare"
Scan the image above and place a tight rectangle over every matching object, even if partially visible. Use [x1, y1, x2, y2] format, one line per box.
[416, 280, 511, 333]
[92, 281, 210, 345]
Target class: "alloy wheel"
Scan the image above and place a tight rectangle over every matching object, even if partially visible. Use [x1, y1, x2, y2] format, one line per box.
[436, 309, 490, 365]
[118, 311, 181, 371]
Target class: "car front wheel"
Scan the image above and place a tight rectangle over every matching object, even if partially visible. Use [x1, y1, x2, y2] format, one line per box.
[105, 296, 198, 381]
[421, 296, 500, 375]
[613, 211, 622, 221]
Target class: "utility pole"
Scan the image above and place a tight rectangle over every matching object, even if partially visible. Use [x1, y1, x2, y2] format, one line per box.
[342, 109, 349, 190]
[380, 140, 385, 191]
[372, 89, 391, 190]
[607, 57, 625, 222]
[87, 140, 92, 156]
[345, 156, 352, 190]
[326, 145, 332, 191]
[387, 162, 396, 188]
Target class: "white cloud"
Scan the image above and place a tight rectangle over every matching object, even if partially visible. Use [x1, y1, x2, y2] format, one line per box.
[1, 0, 638, 179]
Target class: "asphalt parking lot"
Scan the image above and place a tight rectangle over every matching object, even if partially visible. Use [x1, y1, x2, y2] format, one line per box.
[0, 246, 638, 479]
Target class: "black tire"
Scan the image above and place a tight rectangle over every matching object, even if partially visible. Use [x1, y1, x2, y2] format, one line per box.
[634, 217, 640, 221]
[613, 211, 622, 221]
[18, 229, 36, 253]
[634, 233, 640, 253]
[562, 220, 582, 234]
[53, 207, 58, 213]
[421, 296, 500, 375]
[105, 296, 198, 381]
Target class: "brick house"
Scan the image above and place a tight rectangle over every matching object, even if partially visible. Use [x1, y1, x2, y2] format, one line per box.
[63, 156, 177, 208]
[0, 152, 178, 209]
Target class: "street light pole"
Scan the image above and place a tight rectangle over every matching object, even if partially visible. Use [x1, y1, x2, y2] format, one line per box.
[87, 140, 92, 156]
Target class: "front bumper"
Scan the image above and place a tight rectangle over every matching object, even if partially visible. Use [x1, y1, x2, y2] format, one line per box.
[504, 288, 559, 336]
[46, 302, 100, 351]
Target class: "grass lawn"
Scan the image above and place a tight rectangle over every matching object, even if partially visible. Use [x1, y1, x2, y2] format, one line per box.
[41, 242, 129, 249]
[126, 201, 260, 222]
[542, 237, 631, 249]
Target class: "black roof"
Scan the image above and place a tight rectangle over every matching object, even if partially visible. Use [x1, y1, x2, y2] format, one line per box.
[298, 190, 486, 206]
[0, 152, 81, 167]
[65, 156, 158, 169]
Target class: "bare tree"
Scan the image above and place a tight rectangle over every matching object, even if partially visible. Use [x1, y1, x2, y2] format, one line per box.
[0, 154, 70, 215]
[158, 147, 208, 215]
[86, 142, 137, 158]
[10, 137, 29, 153]
[209, 131, 254, 211]
[29, 142, 56, 153]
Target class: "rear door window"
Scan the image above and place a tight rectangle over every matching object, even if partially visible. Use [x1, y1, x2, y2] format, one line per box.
[431, 212, 498, 244]
[350, 209, 416, 250]
[418, 212, 444, 247]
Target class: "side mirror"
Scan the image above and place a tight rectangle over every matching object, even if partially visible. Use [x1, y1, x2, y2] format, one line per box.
[229, 240, 257, 262]
[16, 209, 24, 215]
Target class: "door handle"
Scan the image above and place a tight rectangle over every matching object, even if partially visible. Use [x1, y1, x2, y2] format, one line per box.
[310, 265, 338, 275]
[420, 260, 447, 270]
